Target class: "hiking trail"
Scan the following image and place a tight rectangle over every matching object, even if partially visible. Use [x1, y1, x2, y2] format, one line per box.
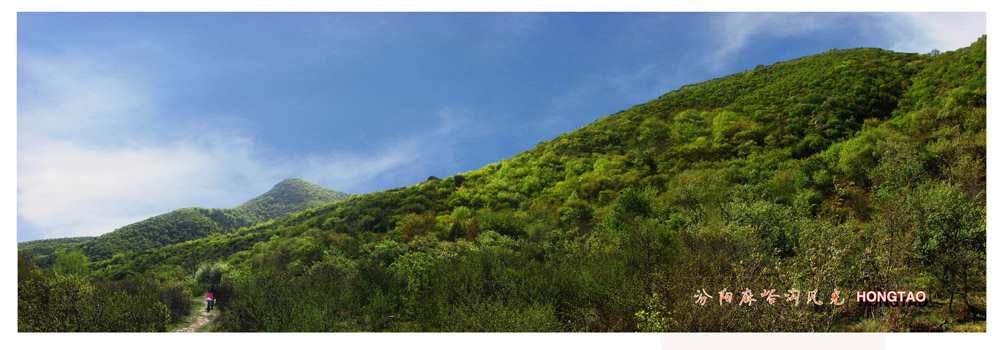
[173, 309, 216, 332]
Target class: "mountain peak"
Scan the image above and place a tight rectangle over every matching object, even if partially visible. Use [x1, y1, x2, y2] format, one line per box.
[274, 177, 309, 186]
[261, 178, 340, 198]
[235, 178, 350, 222]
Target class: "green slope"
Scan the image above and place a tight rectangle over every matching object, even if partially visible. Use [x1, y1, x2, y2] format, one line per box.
[28, 37, 985, 332]
[19, 178, 350, 264]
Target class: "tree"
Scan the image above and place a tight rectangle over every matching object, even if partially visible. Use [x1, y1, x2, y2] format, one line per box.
[52, 249, 88, 276]
[908, 182, 986, 314]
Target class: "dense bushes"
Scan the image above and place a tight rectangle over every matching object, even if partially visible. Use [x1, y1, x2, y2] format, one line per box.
[18, 256, 172, 332]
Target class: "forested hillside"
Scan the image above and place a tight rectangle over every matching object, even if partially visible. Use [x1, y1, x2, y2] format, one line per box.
[18, 37, 986, 332]
[16, 236, 95, 269]
[18, 178, 350, 265]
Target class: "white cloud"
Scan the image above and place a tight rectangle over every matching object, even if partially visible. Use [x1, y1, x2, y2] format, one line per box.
[880, 13, 985, 53]
[18, 53, 260, 239]
[707, 12, 985, 60]
[16, 50, 477, 241]
[17, 137, 259, 239]
[706, 13, 838, 71]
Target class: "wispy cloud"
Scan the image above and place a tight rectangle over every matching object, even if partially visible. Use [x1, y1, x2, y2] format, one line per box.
[17, 135, 271, 240]
[17, 52, 277, 240]
[533, 13, 838, 136]
[537, 12, 986, 134]
[879, 13, 985, 53]
[17, 49, 482, 241]
[704, 13, 839, 72]
[705, 12, 985, 65]
[17, 52, 155, 143]
[299, 107, 483, 192]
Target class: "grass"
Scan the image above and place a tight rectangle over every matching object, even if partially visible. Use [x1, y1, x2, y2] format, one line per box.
[951, 321, 986, 332]
[906, 292, 986, 332]
[846, 318, 888, 332]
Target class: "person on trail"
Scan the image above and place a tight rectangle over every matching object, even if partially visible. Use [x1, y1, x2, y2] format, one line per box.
[206, 286, 215, 312]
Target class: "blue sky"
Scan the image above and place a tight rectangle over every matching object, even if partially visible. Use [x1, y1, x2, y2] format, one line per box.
[16, 12, 986, 242]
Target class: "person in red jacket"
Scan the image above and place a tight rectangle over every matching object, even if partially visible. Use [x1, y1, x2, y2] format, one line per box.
[206, 286, 215, 312]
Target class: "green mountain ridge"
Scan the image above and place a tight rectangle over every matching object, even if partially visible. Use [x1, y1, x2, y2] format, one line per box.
[18, 178, 350, 265]
[19, 37, 986, 332]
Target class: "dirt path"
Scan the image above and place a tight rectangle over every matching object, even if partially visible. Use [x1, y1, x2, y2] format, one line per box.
[173, 310, 216, 333]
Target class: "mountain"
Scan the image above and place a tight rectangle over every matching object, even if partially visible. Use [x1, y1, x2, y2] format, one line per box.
[21, 37, 986, 332]
[18, 178, 350, 265]
[15, 236, 96, 269]
[233, 178, 351, 223]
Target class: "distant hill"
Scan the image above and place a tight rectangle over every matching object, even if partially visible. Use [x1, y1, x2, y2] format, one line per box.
[15, 236, 96, 269]
[18, 178, 350, 264]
